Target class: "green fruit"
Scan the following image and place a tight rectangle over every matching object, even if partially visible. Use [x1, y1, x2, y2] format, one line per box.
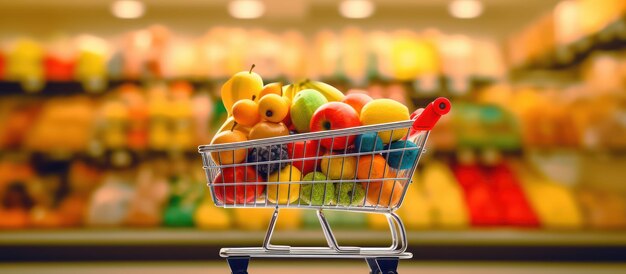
[301, 172, 335, 206]
[336, 182, 365, 206]
[290, 89, 328, 133]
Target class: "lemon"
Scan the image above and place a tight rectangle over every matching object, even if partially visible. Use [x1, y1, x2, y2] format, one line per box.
[320, 153, 357, 180]
[360, 99, 410, 144]
[267, 165, 302, 204]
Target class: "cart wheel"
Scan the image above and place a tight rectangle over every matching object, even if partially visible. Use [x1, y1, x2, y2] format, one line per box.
[226, 256, 250, 274]
[365, 258, 381, 274]
[374, 257, 399, 274]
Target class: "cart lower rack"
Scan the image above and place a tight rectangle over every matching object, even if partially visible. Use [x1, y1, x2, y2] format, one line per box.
[199, 97, 451, 274]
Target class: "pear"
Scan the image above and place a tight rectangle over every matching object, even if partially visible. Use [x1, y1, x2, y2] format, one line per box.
[221, 64, 263, 116]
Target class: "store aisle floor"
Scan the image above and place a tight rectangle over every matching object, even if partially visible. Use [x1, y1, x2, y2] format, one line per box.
[1, 262, 626, 274]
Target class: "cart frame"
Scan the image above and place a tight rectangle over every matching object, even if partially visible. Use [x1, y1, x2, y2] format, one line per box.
[198, 97, 451, 274]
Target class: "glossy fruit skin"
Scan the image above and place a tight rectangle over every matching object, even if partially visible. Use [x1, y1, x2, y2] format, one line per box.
[310, 102, 361, 150]
[248, 121, 290, 140]
[320, 153, 357, 180]
[360, 99, 410, 144]
[213, 166, 264, 205]
[221, 70, 263, 117]
[342, 93, 373, 114]
[267, 165, 302, 204]
[216, 116, 251, 136]
[290, 89, 328, 133]
[210, 130, 248, 165]
[258, 94, 289, 123]
[299, 80, 345, 102]
[286, 140, 325, 174]
[259, 82, 283, 98]
[363, 171, 404, 207]
[356, 155, 389, 180]
[232, 99, 261, 127]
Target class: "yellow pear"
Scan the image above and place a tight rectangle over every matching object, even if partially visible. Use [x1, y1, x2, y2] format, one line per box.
[221, 65, 263, 116]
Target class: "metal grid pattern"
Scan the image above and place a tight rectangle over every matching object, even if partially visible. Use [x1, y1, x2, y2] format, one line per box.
[199, 120, 429, 212]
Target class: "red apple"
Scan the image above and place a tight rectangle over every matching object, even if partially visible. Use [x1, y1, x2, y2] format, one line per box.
[286, 140, 325, 174]
[213, 166, 264, 205]
[310, 102, 361, 150]
[342, 93, 373, 114]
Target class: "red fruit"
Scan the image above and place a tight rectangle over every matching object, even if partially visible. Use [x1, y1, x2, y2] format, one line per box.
[282, 109, 292, 127]
[310, 102, 361, 150]
[342, 93, 373, 114]
[213, 166, 264, 205]
[286, 140, 325, 174]
[453, 164, 503, 226]
[490, 163, 539, 227]
[44, 55, 75, 81]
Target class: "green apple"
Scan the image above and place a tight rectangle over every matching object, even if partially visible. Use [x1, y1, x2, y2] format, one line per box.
[301, 172, 335, 206]
[290, 89, 328, 133]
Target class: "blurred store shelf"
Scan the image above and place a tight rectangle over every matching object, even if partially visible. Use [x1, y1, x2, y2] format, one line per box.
[2, 230, 626, 262]
[511, 14, 626, 73]
[2, 229, 626, 246]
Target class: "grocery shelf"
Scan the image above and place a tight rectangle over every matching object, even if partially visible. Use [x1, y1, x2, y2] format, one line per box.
[0, 79, 220, 96]
[2, 229, 626, 246]
[2, 229, 626, 262]
[511, 14, 626, 75]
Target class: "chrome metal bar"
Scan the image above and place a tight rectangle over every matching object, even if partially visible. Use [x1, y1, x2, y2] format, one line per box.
[220, 247, 413, 259]
[262, 208, 290, 251]
[199, 120, 414, 152]
[388, 212, 408, 253]
[316, 210, 360, 253]
[387, 213, 399, 250]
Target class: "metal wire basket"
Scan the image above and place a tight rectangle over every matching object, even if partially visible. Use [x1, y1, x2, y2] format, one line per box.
[198, 97, 451, 274]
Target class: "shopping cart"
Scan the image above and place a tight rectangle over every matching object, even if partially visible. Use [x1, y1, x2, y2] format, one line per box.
[198, 97, 451, 274]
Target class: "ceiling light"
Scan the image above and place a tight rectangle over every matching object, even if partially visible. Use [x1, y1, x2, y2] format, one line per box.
[448, 0, 483, 19]
[111, 0, 145, 19]
[228, 0, 265, 19]
[339, 0, 375, 19]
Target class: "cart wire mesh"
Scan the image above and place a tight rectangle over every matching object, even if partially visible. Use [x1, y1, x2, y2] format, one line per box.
[199, 98, 451, 212]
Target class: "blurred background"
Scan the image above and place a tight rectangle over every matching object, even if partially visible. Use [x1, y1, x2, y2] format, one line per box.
[1, 0, 626, 272]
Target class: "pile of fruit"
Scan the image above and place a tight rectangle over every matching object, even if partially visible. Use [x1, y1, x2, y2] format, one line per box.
[209, 65, 420, 208]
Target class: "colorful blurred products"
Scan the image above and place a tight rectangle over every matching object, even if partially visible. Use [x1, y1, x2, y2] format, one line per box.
[0, 13, 625, 234]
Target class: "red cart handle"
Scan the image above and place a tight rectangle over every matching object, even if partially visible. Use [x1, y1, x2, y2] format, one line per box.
[411, 97, 451, 131]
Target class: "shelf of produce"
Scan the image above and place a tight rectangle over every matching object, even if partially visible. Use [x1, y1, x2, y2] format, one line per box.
[511, 14, 626, 74]
[2, 230, 625, 262]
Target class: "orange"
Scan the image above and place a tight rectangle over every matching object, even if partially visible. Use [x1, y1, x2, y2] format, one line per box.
[342, 93, 373, 114]
[258, 94, 289, 123]
[362, 170, 405, 207]
[248, 121, 289, 140]
[258, 82, 283, 99]
[209, 130, 248, 165]
[356, 155, 389, 180]
[232, 99, 260, 127]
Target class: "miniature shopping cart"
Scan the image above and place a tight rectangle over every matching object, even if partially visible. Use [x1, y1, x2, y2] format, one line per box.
[198, 97, 451, 274]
